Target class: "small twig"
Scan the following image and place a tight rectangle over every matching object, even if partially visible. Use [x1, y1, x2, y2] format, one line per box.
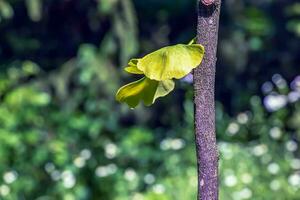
[194, 0, 221, 199]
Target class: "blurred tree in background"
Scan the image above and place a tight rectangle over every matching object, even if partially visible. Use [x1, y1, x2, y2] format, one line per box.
[0, 0, 299, 199]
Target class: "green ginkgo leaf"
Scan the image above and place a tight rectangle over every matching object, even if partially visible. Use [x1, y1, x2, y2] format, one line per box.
[124, 59, 143, 74]
[116, 77, 175, 108]
[137, 44, 204, 81]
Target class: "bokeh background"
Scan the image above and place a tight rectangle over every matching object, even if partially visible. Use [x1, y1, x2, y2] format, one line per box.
[0, 0, 300, 199]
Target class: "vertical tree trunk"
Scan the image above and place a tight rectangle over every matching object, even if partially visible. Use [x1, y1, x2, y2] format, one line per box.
[194, 0, 221, 200]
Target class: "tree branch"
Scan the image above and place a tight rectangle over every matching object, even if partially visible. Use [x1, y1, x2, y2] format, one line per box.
[194, 0, 221, 200]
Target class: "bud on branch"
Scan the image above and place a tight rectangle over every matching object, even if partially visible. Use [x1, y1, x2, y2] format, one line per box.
[201, 0, 215, 6]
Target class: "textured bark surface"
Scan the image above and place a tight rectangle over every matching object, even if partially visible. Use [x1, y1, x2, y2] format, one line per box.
[194, 1, 221, 200]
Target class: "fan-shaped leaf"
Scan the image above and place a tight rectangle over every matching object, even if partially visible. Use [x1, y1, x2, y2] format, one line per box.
[137, 44, 204, 81]
[116, 77, 175, 108]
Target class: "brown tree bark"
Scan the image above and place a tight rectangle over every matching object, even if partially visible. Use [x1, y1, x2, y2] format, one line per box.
[193, 0, 221, 200]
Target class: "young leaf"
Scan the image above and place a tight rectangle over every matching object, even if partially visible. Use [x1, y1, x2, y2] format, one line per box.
[116, 77, 175, 108]
[124, 59, 143, 74]
[137, 44, 204, 81]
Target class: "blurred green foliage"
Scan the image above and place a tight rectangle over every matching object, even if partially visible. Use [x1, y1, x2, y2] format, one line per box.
[0, 0, 299, 199]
